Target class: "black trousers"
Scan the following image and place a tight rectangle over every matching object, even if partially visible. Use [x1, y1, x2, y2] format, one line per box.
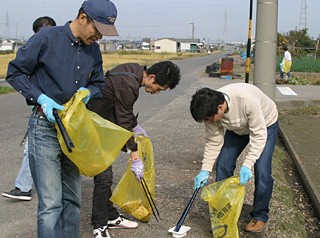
[91, 166, 119, 229]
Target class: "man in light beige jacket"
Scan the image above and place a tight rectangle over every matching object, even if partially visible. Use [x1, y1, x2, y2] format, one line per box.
[190, 83, 278, 233]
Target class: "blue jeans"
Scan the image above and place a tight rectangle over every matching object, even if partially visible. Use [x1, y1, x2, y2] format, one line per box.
[216, 121, 278, 222]
[28, 113, 81, 238]
[15, 139, 34, 192]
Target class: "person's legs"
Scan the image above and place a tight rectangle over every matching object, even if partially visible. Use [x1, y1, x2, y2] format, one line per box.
[280, 70, 284, 79]
[91, 166, 119, 229]
[91, 165, 138, 235]
[15, 139, 33, 192]
[216, 130, 249, 181]
[2, 139, 33, 201]
[61, 154, 81, 238]
[29, 114, 78, 238]
[250, 121, 278, 222]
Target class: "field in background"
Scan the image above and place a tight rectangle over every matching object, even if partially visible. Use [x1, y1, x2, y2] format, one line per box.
[0, 51, 206, 79]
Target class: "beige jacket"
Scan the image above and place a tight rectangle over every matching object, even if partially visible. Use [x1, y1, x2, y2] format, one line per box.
[201, 83, 278, 172]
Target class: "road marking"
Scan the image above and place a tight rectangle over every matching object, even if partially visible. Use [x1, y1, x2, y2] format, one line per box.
[277, 87, 297, 96]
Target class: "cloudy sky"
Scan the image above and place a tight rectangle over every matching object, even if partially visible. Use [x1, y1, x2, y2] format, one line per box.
[1, 0, 319, 42]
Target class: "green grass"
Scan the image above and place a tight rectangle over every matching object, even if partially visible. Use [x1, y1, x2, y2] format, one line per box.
[271, 146, 308, 237]
[0, 86, 15, 94]
[276, 56, 320, 72]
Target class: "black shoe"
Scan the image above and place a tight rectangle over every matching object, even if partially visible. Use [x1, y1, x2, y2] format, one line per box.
[2, 187, 32, 201]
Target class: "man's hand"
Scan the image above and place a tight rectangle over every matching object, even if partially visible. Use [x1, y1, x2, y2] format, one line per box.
[133, 124, 148, 137]
[37, 94, 65, 123]
[240, 166, 252, 185]
[131, 158, 144, 182]
[194, 170, 210, 189]
[77, 87, 91, 104]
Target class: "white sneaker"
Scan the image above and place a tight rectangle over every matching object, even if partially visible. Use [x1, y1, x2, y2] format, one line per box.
[93, 226, 110, 238]
[107, 215, 138, 229]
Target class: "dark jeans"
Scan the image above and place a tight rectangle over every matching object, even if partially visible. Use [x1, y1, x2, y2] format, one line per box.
[216, 121, 278, 222]
[91, 166, 119, 229]
[280, 70, 291, 79]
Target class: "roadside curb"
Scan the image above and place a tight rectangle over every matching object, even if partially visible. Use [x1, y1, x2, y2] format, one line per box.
[276, 100, 320, 110]
[278, 124, 320, 219]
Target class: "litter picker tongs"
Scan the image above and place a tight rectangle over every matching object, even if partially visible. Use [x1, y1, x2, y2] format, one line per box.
[53, 109, 74, 153]
[140, 178, 161, 222]
[174, 186, 200, 232]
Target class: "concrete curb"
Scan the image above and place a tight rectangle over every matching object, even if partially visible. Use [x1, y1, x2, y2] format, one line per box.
[278, 124, 320, 219]
[276, 100, 320, 110]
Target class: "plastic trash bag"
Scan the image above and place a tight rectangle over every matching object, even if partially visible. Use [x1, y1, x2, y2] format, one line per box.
[56, 90, 133, 177]
[283, 59, 292, 74]
[110, 136, 155, 222]
[201, 177, 245, 238]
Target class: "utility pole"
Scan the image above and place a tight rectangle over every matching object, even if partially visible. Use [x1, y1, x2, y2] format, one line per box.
[315, 34, 320, 60]
[5, 11, 10, 39]
[190, 22, 195, 39]
[254, 0, 278, 100]
[222, 10, 228, 44]
[16, 23, 18, 40]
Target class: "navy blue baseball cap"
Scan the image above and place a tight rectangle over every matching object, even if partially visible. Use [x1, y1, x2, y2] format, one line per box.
[82, 0, 119, 36]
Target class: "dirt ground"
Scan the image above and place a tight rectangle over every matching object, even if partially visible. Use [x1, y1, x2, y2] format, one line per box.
[278, 106, 320, 237]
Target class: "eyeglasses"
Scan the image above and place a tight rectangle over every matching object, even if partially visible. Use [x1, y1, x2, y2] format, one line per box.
[90, 21, 102, 37]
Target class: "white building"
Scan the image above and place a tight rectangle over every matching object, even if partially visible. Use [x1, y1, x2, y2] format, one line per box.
[0, 40, 15, 51]
[154, 38, 177, 53]
[154, 38, 201, 53]
[141, 38, 150, 50]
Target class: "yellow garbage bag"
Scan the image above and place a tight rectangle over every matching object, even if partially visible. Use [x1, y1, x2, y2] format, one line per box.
[110, 136, 155, 222]
[56, 90, 133, 177]
[201, 177, 245, 238]
[283, 59, 292, 74]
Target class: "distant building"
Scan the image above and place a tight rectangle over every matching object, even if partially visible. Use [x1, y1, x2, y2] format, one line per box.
[99, 39, 118, 53]
[154, 38, 201, 53]
[0, 40, 15, 51]
[141, 38, 151, 50]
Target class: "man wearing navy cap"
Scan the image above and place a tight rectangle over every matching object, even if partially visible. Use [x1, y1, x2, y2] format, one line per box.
[6, 0, 118, 237]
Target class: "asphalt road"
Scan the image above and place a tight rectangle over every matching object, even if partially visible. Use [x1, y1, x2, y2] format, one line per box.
[0, 54, 234, 238]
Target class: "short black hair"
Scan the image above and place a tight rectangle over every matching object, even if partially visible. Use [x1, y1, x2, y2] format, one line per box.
[190, 87, 225, 122]
[146, 61, 181, 89]
[32, 16, 56, 33]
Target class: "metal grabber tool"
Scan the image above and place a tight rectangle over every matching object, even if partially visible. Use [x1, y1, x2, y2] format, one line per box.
[168, 182, 203, 238]
[141, 178, 161, 222]
[53, 109, 74, 152]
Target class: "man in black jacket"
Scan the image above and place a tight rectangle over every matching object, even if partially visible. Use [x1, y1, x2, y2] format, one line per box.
[87, 61, 181, 238]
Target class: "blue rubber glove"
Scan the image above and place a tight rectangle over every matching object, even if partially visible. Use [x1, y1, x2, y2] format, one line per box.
[77, 87, 90, 104]
[131, 158, 144, 182]
[133, 124, 148, 137]
[194, 170, 210, 189]
[37, 94, 65, 123]
[240, 166, 253, 185]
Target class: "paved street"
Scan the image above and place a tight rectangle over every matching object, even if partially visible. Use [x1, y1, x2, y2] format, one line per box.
[1, 54, 228, 238]
[1, 54, 319, 237]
